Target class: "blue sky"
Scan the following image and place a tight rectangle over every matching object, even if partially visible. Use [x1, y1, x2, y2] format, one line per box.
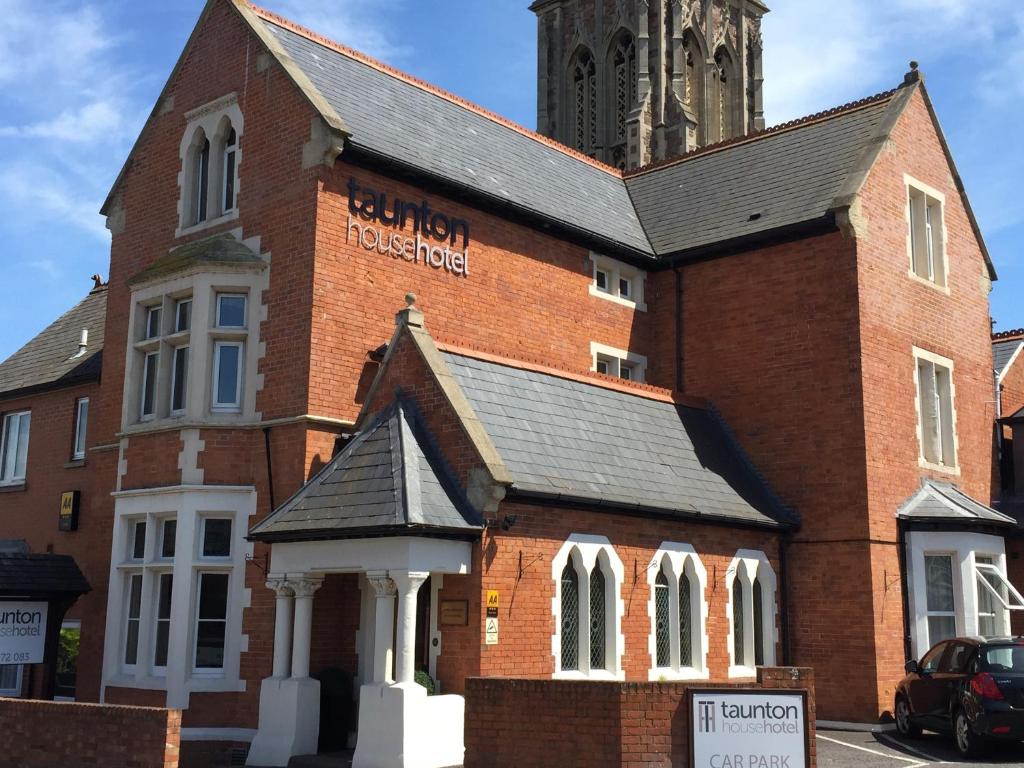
[0, 0, 1021, 361]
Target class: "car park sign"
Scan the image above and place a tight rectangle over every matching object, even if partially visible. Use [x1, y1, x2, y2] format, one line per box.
[690, 689, 809, 768]
[0, 601, 48, 664]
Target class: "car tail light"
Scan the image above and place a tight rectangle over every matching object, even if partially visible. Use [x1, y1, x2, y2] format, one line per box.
[993, 726, 1011, 734]
[971, 672, 1005, 700]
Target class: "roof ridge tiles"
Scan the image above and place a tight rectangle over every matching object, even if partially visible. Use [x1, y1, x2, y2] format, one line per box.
[993, 329, 1024, 342]
[244, 2, 624, 179]
[431, 334, 709, 409]
[624, 87, 900, 178]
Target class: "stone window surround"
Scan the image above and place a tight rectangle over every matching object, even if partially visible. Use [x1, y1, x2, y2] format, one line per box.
[903, 173, 949, 295]
[912, 346, 959, 476]
[550, 534, 626, 681]
[588, 253, 647, 311]
[646, 542, 709, 681]
[905, 530, 1012, 660]
[725, 549, 777, 678]
[121, 255, 267, 435]
[177, 93, 244, 238]
[100, 485, 255, 709]
[590, 341, 647, 382]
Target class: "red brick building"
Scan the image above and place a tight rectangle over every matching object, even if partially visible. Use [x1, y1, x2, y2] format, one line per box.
[0, 0, 1011, 765]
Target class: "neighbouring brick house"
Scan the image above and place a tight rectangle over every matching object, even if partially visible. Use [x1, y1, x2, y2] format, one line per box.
[0, 0, 1012, 765]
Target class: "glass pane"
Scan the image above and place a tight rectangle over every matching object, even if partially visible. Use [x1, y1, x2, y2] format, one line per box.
[74, 400, 88, 457]
[195, 621, 226, 669]
[753, 578, 764, 667]
[124, 621, 140, 665]
[175, 300, 191, 332]
[224, 150, 236, 211]
[0, 665, 18, 692]
[161, 520, 176, 559]
[217, 295, 246, 328]
[655, 570, 670, 668]
[146, 307, 161, 339]
[215, 345, 240, 405]
[203, 519, 232, 557]
[132, 521, 146, 560]
[171, 347, 188, 412]
[155, 622, 170, 668]
[158, 574, 173, 618]
[589, 565, 606, 670]
[679, 572, 692, 667]
[560, 563, 579, 671]
[927, 615, 957, 647]
[982, 645, 1024, 672]
[142, 353, 158, 416]
[596, 270, 607, 290]
[619, 278, 630, 297]
[926, 555, 955, 612]
[197, 140, 209, 223]
[198, 573, 229, 620]
[56, 627, 80, 698]
[13, 413, 29, 480]
[733, 574, 745, 667]
[155, 574, 173, 667]
[128, 574, 143, 617]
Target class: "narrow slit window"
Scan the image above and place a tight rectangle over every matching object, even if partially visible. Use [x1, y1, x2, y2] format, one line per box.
[194, 572, 229, 670]
[589, 564, 607, 670]
[733, 572, 745, 667]
[223, 128, 237, 213]
[124, 573, 143, 667]
[212, 342, 243, 412]
[679, 571, 692, 668]
[753, 577, 764, 667]
[195, 138, 210, 224]
[655, 569, 671, 668]
[170, 346, 189, 414]
[560, 562, 579, 671]
[72, 398, 88, 460]
[141, 352, 159, 419]
[154, 573, 173, 670]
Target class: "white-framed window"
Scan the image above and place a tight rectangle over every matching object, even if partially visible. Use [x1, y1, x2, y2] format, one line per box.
[647, 544, 708, 680]
[591, 342, 647, 383]
[551, 534, 625, 680]
[144, 305, 163, 340]
[215, 293, 246, 329]
[178, 95, 243, 236]
[194, 572, 230, 674]
[924, 552, 957, 647]
[129, 519, 147, 561]
[123, 572, 144, 670]
[159, 518, 177, 560]
[174, 299, 192, 333]
[212, 341, 243, 412]
[140, 351, 159, 420]
[905, 175, 947, 289]
[0, 410, 30, 485]
[913, 348, 957, 471]
[170, 346, 189, 415]
[727, 550, 777, 677]
[0, 664, 23, 697]
[72, 397, 89, 460]
[153, 572, 173, 674]
[589, 253, 647, 311]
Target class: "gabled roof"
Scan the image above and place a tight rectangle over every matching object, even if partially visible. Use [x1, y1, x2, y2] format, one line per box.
[994, 338, 1023, 380]
[249, 400, 482, 542]
[441, 352, 796, 529]
[0, 285, 106, 399]
[898, 479, 1016, 528]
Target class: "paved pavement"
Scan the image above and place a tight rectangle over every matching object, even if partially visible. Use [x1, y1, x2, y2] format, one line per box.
[818, 729, 1024, 768]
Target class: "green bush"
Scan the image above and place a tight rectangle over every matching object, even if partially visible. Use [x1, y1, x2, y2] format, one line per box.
[415, 670, 435, 695]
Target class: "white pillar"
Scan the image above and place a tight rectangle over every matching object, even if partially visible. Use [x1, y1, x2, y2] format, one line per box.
[290, 577, 322, 680]
[392, 571, 429, 684]
[366, 571, 397, 684]
[267, 578, 295, 679]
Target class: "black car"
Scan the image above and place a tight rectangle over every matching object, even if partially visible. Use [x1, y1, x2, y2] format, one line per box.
[896, 637, 1024, 756]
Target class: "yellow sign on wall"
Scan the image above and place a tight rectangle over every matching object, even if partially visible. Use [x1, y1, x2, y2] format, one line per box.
[485, 590, 499, 609]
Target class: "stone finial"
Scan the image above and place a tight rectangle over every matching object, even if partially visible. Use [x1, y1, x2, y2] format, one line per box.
[904, 60, 923, 85]
[395, 292, 425, 329]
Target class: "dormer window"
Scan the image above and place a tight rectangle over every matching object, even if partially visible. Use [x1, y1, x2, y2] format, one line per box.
[178, 94, 243, 236]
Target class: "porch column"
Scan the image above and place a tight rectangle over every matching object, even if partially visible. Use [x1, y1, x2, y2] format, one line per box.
[290, 577, 322, 680]
[392, 571, 429, 684]
[268, 578, 295, 679]
[366, 571, 397, 684]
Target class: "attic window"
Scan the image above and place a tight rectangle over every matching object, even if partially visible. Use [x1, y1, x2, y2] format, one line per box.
[905, 176, 947, 289]
[177, 95, 243, 236]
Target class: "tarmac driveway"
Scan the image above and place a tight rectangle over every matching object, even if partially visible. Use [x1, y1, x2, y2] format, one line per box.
[817, 729, 1024, 768]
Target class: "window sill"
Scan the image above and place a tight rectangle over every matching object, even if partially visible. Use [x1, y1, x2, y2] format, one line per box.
[727, 665, 758, 679]
[552, 669, 625, 681]
[64, 459, 86, 469]
[588, 284, 647, 312]
[648, 667, 710, 682]
[919, 458, 960, 476]
[176, 210, 240, 240]
[906, 269, 950, 296]
[0, 482, 27, 493]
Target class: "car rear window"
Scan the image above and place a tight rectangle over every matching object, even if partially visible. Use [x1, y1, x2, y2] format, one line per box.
[982, 645, 1024, 672]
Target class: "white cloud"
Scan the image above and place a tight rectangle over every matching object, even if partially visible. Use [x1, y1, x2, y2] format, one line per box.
[266, 0, 410, 62]
[0, 100, 125, 143]
[0, 162, 111, 240]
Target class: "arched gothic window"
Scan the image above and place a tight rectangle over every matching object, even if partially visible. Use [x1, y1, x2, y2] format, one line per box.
[728, 550, 777, 675]
[177, 96, 244, 234]
[746, 38, 757, 132]
[571, 48, 598, 155]
[222, 127, 237, 214]
[714, 47, 735, 141]
[648, 546, 707, 678]
[553, 537, 623, 678]
[189, 130, 211, 226]
[682, 30, 704, 141]
[608, 31, 636, 169]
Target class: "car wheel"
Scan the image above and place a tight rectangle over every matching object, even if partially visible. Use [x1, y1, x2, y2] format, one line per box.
[895, 696, 921, 738]
[954, 710, 985, 758]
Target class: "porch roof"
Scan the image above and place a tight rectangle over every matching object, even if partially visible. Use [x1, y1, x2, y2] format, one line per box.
[898, 479, 1016, 528]
[249, 400, 483, 542]
[0, 553, 91, 598]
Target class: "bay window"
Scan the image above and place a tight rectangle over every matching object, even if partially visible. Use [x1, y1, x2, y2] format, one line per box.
[0, 410, 30, 485]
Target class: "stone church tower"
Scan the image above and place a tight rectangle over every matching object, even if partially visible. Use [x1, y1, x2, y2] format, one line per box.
[531, 0, 767, 169]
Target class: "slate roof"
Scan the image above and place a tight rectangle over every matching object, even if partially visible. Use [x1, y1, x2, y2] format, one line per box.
[0, 553, 91, 596]
[260, 17, 654, 257]
[442, 352, 795, 529]
[0, 286, 106, 398]
[993, 339, 1022, 379]
[625, 95, 895, 255]
[898, 480, 1016, 527]
[250, 400, 482, 541]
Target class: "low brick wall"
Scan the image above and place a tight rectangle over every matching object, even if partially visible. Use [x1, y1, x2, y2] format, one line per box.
[464, 667, 816, 768]
[0, 697, 181, 768]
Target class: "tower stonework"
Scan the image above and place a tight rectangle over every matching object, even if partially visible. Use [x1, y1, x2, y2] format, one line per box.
[531, 0, 767, 169]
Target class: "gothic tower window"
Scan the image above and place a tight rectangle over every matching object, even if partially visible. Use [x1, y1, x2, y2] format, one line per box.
[682, 30, 704, 142]
[746, 37, 757, 132]
[571, 47, 598, 156]
[608, 31, 636, 169]
[713, 47, 735, 142]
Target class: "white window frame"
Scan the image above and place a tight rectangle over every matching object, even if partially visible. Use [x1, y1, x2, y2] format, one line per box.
[122, 571, 144, 673]
[588, 253, 647, 311]
[904, 174, 948, 292]
[72, 397, 89, 460]
[647, 543, 709, 680]
[211, 341, 244, 413]
[140, 351, 159, 421]
[590, 342, 647, 383]
[913, 347, 958, 473]
[726, 550, 777, 678]
[152, 571, 174, 677]
[215, 293, 247, 329]
[169, 345, 189, 416]
[975, 561, 1024, 612]
[174, 298, 192, 333]
[192, 570, 231, 676]
[551, 534, 625, 680]
[0, 410, 31, 485]
[144, 305, 163, 340]
[923, 551, 958, 648]
[0, 663, 23, 697]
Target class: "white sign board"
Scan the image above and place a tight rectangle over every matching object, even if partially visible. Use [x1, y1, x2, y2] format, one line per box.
[691, 690, 807, 768]
[484, 617, 498, 645]
[0, 601, 48, 664]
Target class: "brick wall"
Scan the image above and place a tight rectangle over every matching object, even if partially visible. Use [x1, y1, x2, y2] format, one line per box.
[464, 667, 815, 768]
[0, 697, 180, 768]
